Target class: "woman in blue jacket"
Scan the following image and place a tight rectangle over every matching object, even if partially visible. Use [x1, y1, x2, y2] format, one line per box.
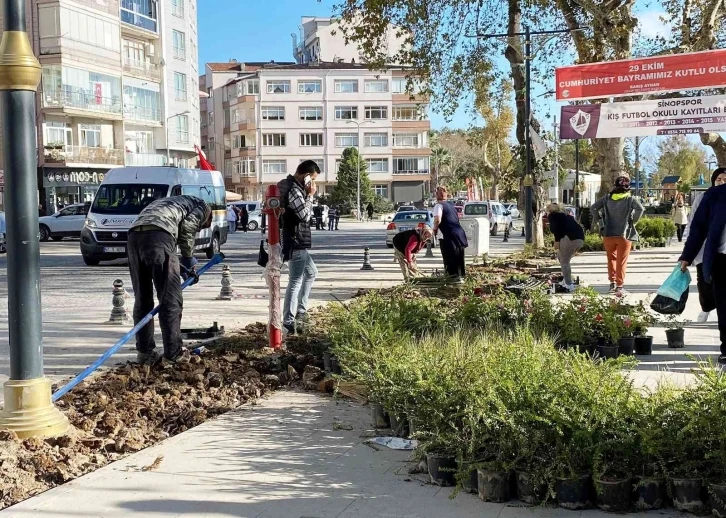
[679, 174, 726, 366]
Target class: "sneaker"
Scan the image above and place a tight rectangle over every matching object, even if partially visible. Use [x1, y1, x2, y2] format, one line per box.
[719, 355, 726, 365]
[608, 282, 617, 293]
[615, 287, 628, 296]
[137, 350, 162, 366]
[164, 348, 191, 365]
[283, 322, 296, 336]
[697, 311, 711, 323]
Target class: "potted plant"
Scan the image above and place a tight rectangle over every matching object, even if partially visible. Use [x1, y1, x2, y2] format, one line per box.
[632, 302, 655, 355]
[663, 315, 686, 348]
[597, 310, 621, 360]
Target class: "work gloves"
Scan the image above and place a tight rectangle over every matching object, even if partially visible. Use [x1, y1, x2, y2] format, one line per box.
[180, 256, 199, 284]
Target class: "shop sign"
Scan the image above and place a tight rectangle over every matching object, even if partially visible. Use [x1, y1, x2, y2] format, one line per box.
[46, 171, 105, 185]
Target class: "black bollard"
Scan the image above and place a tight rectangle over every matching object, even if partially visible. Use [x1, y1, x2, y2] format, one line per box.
[360, 247, 374, 271]
[503, 225, 510, 243]
[425, 240, 434, 257]
[216, 264, 235, 300]
[107, 279, 130, 324]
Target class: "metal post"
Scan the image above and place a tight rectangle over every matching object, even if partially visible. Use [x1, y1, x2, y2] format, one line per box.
[553, 116, 559, 204]
[166, 116, 171, 166]
[0, 0, 68, 438]
[523, 25, 533, 244]
[575, 139, 580, 211]
[634, 136, 640, 199]
[356, 136, 361, 221]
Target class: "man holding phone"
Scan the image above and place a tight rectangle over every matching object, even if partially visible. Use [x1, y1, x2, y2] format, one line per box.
[278, 160, 320, 335]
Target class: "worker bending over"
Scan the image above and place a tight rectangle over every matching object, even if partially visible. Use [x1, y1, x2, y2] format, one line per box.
[393, 223, 433, 281]
[128, 195, 212, 366]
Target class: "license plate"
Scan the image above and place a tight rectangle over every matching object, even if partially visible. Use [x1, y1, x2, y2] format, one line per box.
[103, 247, 125, 254]
[399, 227, 411, 232]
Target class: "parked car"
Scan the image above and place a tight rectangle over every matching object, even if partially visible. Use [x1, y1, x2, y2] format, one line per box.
[0, 212, 5, 253]
[455, 206, 464, 219]
[396, 205, 416, 213]
[386, 210, 435, 248]
[39, 203, 90, 242]
[503, 203, 520, 219]
[462, 201, 512, 236]
[229, 200, 262, 231]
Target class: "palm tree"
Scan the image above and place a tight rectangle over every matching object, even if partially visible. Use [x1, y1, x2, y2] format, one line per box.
[431, 146, 451, 191]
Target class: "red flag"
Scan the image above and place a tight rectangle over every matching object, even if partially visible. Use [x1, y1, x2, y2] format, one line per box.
[195, 145, 214, 171]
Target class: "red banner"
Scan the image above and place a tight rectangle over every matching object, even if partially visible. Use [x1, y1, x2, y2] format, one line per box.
[94, 82, 103, 104]
[556, 49, 726, 101]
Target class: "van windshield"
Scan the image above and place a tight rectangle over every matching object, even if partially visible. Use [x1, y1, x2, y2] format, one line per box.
[91, 184, 169, 215]
[491, 204, 503, 215]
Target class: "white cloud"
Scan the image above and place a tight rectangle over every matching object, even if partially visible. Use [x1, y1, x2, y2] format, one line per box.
[637, 10, 671, 39]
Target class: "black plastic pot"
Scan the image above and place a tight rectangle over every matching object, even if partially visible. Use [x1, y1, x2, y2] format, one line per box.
[578, 342, 596, 357]
[370, 403, 389, 428]
[666, 328, 685, 348]
[596, 344, 619, 360]
[477, 468, 510, 503]
[460, 465, 478, 494]
[618, 337, 635, 356]
[711, 483, 726, 518]
[389, 413, 409, 438]
[671, 478, 704, 513]
[634, 478, 666, 510]
[596, 477, 632, 512]
[323, 352, 332, 373]
[516, 471, 546, 505]
[556, 475, 592, 510]
[634, 336, 653, 355]
[426, 453, 457, 487]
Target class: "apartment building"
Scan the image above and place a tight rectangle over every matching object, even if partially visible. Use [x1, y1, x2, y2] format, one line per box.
[201, 61, 431, 203]
[0, 0, 200, 211]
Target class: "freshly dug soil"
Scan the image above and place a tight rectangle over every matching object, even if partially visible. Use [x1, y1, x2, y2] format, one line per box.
[0, 323, 323, 511]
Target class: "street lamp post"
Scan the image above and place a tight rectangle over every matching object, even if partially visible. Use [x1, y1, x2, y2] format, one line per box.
[166, 109, 190, 166]
[346, 119, 373, 220]
[0, 0, 69, 437]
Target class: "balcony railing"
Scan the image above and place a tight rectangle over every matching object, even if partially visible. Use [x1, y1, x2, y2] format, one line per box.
[122, 58, 161, 81]
[43, 87, 122, 116]
[393, 169, 431, 175]
[125, 152, 167, 166]
[123, 105, 162, 123]
[44, 145, 124, 165]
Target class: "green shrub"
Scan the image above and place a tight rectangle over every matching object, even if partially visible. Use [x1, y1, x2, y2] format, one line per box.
[581, 232, 604, 251]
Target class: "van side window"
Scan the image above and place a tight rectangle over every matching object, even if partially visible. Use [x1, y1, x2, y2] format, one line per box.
[171, 186, 182, 196]
[214, 187, 225, 210]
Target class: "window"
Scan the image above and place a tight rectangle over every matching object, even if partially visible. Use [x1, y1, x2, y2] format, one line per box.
[247, 80, 259, 94]
[366, 159, 389, 172]
[364, 80, 389, 93]
[174, 72, 187, 100]
[120, 0, 158, 32]
[262, 133, 286, 146]
[172, 30, 186, 60]
[233, 135, 250, 148]
[235, 159, 256, 176]
[335, 133, 358, 147]
[266, 80, 290, 93]
[175, 115, 189, 143]
[300, 133, 323, 146]
[365, 106, 388, 120]
[262, 160, 287, 173]
[393, 133, 419, 147]
[393, 157, 429, 174]
[124, 83, 161, 121]
[46, 121, 72, 147]
[171, 0, 184, 17]
[301, 158, 324, 173]
[393, 106, 421, 120]
[334, 106, 357, 120]
[122, 39, 147, 68]
[373, 184, 389, 198]
[261, 106, 285, 121]
[80, 124, 101, 147]
[391, 78, 408, 93]
[364, 133, 388, 147]
[298, 80, 322, 93]
[334, 80, 358, 93]
[299, 106, 323, 121]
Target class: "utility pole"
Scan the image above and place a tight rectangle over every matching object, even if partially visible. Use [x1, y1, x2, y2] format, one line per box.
[575, 139, 580, 211]
[0, 0, 69, 437]
[634, 136, 641, 198]
[553, 116, 559, 204]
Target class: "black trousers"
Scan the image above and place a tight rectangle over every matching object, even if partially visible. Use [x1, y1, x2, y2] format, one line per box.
[328, 217, 335, 231]
[696, 263, 717, 313]
[441, 238, 466, 278]
[127, 230, 183, 359]
[710, 254, 726, 356]
[676, 224, 686, 242]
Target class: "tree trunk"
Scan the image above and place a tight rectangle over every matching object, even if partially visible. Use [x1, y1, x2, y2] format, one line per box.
[700, 132, 726, 166]
[591, 138, 625, 196]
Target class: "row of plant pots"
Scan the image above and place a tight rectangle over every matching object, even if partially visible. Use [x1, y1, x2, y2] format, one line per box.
[424, 453, 726, 515]
[569, 329, 686, 361]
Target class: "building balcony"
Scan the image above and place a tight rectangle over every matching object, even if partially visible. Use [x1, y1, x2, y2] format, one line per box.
[201, 125, 208, 137]
[125, 152, 167, 166]
[43, 145, 124, 166]
[123, 105, 163, 124]
[392, 147, 431, 156]
[120, 1, 158, 35]
[233, 119, 257, 131]
[392, 120, 430, 130]
[42, 88, 122, 119]
[122, 58, 162, 82]
[231, 146, 256, 158]
[393, 169, 430, 176]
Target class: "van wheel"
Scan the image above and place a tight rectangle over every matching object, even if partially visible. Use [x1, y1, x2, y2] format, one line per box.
[83, 256, 100, 266]
[206, 233, 220, 259]
[491, 223, 499, 236]
[248, 220, 259, 231]
[39, 225, 50, 242]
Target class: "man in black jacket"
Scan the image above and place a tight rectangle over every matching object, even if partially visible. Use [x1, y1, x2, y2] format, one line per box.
[128, 195, 212, 365]
[279, 160, 320, 335]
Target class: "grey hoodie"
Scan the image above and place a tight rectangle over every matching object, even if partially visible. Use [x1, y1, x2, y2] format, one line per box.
[591, 194, 644, 238]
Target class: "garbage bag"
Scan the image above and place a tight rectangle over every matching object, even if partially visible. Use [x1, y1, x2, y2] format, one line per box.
[650, 266, 691, 315]
[257, 240, 269, 268]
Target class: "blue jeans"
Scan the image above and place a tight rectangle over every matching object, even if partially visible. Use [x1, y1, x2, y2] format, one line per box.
[283, 249, 317, 325]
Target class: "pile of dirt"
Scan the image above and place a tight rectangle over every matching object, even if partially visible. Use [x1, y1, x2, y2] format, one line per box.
[0, 333, 321, 510]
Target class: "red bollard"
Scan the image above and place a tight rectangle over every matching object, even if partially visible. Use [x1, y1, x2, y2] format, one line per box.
[263, 185, 283, 349]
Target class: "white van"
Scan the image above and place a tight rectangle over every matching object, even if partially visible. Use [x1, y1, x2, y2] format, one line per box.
[81, 167, 227, 266]
[462, 201, 513, 236]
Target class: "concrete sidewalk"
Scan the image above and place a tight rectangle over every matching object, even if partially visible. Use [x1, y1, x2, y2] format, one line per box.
[0, 390, 683, 518]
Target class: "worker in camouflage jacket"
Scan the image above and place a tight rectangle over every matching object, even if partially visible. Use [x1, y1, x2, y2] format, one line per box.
[128, 195, 212, 366]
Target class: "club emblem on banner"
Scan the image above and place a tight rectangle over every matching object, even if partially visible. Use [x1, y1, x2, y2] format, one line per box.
[570, 110, 591, 136]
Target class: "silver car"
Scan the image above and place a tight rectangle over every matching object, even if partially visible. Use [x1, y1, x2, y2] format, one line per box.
[386, 210, 434, 248]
